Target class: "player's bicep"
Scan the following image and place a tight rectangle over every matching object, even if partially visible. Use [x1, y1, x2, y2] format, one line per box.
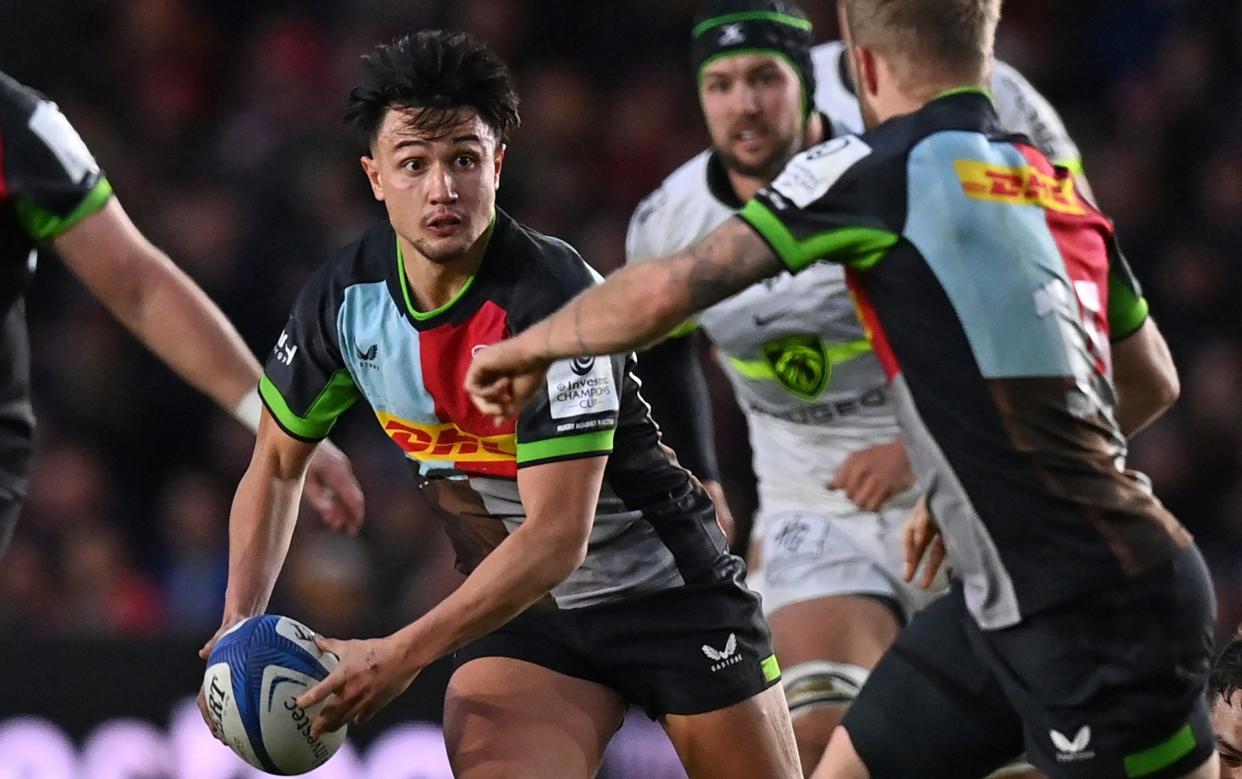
[516, 455, 607, 535]
[252, 408, 321, 481]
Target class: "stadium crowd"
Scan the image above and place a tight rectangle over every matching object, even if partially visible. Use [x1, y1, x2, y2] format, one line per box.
[0, 0, 1238, 643]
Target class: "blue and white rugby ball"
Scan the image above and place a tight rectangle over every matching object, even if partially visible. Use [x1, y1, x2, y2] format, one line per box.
[202, 615, 347, 775]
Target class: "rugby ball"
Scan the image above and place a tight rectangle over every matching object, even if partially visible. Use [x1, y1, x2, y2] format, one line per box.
[202, 615, 347, 775]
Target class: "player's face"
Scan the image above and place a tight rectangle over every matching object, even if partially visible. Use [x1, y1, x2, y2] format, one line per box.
[700, 53, 805, 180]
[1212, 693, 1242, 777]
[361, 108, 505, 264]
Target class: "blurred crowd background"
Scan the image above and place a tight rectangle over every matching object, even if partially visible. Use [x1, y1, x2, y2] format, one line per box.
[0, 0, 1239, 647]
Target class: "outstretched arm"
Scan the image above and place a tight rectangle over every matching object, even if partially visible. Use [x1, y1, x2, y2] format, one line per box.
[467, 216, 781, 418]
[55, 198, 260, 412]
[54, 199, 365, 532]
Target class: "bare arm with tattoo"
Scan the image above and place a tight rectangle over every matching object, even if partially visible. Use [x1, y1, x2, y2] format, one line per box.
[466, 217, 782, 418]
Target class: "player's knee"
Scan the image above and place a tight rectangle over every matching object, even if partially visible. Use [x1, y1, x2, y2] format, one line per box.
[783, 661, 869, 718]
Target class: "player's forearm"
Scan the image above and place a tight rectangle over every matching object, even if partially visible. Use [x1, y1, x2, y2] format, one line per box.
[221, 420, 313, 622]
[523, 218, 779, 363]
[393, 519, 587, 667]
[1112, 318, 1179, 436]
[57, 201, 261, 412]
[525, 256, 698, 362]
[107, 248, 261, 409]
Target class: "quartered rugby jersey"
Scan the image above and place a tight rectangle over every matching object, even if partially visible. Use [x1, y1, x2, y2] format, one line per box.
[739, 89, 1186, 630]
[625, 45, 1087, 510]
[261, 210, 731, 608]
[0, 72, 113, 492]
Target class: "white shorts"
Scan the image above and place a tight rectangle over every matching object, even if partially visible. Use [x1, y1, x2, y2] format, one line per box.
[748, 493, 945, 620]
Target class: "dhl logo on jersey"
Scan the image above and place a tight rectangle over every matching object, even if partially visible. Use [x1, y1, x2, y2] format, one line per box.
[376, 413, 515, 462]
[954, 160, 1085, 215]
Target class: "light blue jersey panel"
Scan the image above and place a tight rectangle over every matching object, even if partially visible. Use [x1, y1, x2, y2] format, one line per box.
[903, 132, 1075, 379]
[337, 281, 455, 475]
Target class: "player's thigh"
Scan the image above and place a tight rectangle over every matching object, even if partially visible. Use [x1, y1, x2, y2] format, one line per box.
[841, 587, 1026, 779]
[662, 683, 800, 779]
[768, 594, 901, 672]
[443, 657, 626, 779]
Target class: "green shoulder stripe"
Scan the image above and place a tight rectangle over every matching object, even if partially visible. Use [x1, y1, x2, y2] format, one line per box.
[739, 199, 899, 272]
[516, 429, 615, 466]
[259, 373, 359, 441]
[15, 177, 113, 242]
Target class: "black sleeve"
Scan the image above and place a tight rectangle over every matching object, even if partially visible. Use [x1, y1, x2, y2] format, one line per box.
[0, 74, 112, 240]
[738, 134, 904, 273]
[259, 263, 361, 441]
[508, 240, 623, 468]
[632, 332, 721, 482]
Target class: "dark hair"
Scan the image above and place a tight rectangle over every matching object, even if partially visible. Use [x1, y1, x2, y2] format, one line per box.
[1210, 634, 1242, 703]
[344, 30, 520, 149]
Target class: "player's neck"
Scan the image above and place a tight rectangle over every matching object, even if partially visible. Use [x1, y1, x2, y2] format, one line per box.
[398, 220, 493, 313]
[725, 112, 827, 204]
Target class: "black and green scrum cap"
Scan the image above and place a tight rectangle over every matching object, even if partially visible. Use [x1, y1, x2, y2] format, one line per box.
[691, 0, 817, 115]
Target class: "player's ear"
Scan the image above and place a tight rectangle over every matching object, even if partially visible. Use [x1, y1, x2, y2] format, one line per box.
[493, 143, 506, 188]
[360, 155, 385, 202]
[854, 46, 880, 99]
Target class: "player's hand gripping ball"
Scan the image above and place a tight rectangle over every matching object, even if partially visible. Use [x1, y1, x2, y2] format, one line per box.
[202, 615, 347, 775]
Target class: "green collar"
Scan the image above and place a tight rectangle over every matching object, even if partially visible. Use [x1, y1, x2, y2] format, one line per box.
[931, 85, 996, 106]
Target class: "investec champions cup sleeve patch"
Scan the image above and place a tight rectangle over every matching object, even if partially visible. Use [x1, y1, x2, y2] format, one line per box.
[545, 356, 620, 421]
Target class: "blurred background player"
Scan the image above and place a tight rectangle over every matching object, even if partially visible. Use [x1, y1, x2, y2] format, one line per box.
[627, 0, 1090, 773]
[466, 0, 1216, 774]
[0, 70, 364, 559]
[201, 31, 800, 779]
[1210, 633, 1242, 777]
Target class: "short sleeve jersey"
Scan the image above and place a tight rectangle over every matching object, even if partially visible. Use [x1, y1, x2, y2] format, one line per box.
[0, 72, 114, 492]
[738, 90, 1181, 629]
[261, 211, 732, 608]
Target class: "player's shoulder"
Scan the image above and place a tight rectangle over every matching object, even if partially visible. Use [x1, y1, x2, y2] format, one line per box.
[630, 150, 714, 231]
[627, 149, 737, 261]
[987, 61, 1080, 166]
[809, 40, 846, 76]
[497, 211, 599, 297]
[0, 71, 41, 122]
[809, 41, 864, 134]
[300, 221, 393, 305]
[766, 94, 990, 216]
